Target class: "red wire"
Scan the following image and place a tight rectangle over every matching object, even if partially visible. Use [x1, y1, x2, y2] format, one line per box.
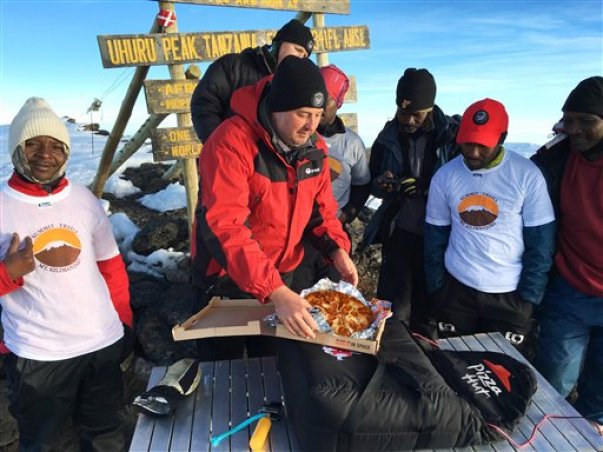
[488, 415, 586, 448]
[411, 332, 440, 348]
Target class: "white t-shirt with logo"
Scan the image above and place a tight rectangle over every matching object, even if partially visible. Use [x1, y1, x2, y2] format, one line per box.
[324, 127, 370, 213]
[0, 182, 123, 360]
[426, 150, 555, 293]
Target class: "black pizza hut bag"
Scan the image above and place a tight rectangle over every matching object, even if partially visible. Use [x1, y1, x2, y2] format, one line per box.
[428, 350, 537, 432]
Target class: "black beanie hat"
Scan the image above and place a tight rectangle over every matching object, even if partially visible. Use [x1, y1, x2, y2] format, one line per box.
[268, 56, 326, 112]
[273, 19, 314, 56]
[562, 76, 603, 117]
[396, 68, 437, 113]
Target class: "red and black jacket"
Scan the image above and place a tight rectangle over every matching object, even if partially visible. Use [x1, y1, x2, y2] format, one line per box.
[192, 76, 350, 302]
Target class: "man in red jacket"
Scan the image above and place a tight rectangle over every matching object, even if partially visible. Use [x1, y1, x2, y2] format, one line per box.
[0, 97, 132, 450]
[193, 56, 357, 359]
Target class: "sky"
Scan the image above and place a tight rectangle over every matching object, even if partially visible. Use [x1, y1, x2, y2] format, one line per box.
[0, 0, 602, 155]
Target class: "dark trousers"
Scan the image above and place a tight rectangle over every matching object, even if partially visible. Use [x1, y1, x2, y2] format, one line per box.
[290, 237, 341, 293]
[377, 228, 433, 336]
[428, 274, 535, 356]
[5, 338, 125, 452]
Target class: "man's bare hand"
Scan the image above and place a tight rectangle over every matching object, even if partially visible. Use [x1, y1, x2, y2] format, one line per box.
[4, 233, 35, 280]
[269, 285, 317, 339]
[375, 170, 396, 192]
[330, 248, 359, 287]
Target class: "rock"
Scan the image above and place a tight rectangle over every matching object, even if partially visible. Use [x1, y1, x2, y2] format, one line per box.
[131, 217, 189, 255]
[129, 275, 167, 309]
[163, 254, 192, 284]
[135, 312, 196, 365]
[157, 283, 197, 326]
[123, 163, 172, 194]
[80, 123, 99, 132]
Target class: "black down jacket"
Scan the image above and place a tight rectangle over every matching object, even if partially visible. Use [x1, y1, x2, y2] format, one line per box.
[277, 320, 535, 451]
[190, 45, 276, 143]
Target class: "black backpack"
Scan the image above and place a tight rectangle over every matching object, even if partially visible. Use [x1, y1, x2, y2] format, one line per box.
[277, 320, 536, 451]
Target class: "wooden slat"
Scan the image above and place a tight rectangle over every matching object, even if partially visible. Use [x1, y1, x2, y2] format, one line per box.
[247, 358, 266, 417]
[98, 26, 370, 68]
[229, 359, 250, 451]
[211, 360, 231, 452]
[261, 357, 292, 452]
[147, 408, 175, 450]
[169, 370, 197, 451]
[190, 362, 215, 452]
[129, 366, 167, 452]
[153, 0, 350, 14]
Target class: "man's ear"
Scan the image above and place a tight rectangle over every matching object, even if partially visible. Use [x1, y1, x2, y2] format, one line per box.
[498, 131, 508, 145]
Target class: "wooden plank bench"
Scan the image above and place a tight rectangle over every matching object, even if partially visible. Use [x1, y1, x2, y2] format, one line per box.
[129, 332, 603, 451]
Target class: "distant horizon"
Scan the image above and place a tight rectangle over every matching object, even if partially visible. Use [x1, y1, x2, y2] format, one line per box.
[1, 0, 601, 154]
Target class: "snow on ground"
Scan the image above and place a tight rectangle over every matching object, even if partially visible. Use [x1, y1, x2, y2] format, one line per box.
[138, 182, 187, 212]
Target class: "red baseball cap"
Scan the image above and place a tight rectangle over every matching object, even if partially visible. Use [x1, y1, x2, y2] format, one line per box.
[320, 65, 350, 108]
[457, 98, 509, 147]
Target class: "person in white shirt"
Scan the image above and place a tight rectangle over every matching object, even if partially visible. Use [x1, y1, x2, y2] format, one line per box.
[424, 98, 556, 353]
[0, 97, 132, 451]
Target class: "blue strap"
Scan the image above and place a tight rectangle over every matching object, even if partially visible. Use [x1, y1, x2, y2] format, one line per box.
[210, 412, 265, 447]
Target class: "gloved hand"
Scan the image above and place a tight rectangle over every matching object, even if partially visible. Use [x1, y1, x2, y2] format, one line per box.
[399, 177, 419, 198]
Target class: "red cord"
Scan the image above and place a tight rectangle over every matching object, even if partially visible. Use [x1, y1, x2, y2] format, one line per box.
[488, 414, 586, 448]
[411, 332, 440, 348]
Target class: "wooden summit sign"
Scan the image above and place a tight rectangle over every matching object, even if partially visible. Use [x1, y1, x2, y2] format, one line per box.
[98, 25, 369, 68]
[143, 76, 357, 114]
[151, 126, 202, 161]
[143, 79, 198, 114]
[155, 0, 349, 14]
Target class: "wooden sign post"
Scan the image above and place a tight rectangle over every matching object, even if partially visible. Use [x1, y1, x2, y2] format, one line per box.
[157, 1, 200, 232]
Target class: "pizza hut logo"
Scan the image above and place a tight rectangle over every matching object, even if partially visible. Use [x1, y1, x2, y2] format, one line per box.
[461, 359, 512, 398]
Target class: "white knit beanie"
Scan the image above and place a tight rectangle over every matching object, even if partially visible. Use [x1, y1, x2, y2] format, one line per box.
[9, 97, 70, 158]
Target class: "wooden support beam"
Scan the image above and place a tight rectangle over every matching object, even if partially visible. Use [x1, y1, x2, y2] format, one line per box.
[159, 1, 199, 236]
[313, 13, 328, 67]
[108, 113, 168, 176]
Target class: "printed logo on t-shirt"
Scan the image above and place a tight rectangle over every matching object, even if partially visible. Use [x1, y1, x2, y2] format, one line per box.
[457, 193, 499, 228]
[31, 225, 82, 272]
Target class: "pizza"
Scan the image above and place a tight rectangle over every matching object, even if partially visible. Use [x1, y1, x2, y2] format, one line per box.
[304, 290, 373, 337]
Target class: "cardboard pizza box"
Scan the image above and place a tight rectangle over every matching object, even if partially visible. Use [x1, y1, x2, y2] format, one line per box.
[172, 297, 386, 355]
